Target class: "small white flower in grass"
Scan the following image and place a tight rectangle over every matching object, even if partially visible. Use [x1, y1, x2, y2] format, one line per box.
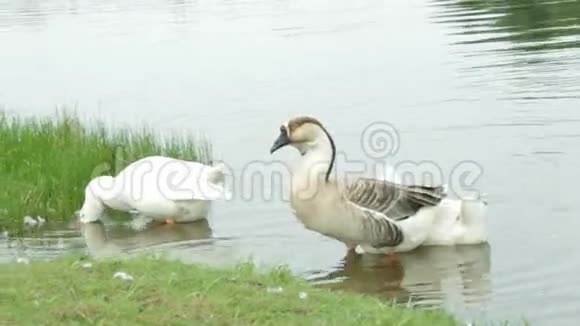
[16, 257, 30, 264]
[113, 272, 134, 281]
[266, 286, 284, 293]
[298, 292, 308, 300]
[81, 262, 93, 269]
[36, 216, 46, 226]
[23, 216, 37, 226]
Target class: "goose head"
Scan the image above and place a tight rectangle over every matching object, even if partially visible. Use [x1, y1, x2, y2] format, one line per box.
[270, 116, 336, 181]
[270, 116, 335, 155]
[78, 176, 113, 223]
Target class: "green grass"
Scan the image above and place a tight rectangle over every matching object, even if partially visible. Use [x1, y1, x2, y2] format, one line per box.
[0, 256, 459, 325]
[0, 110, 211, 232]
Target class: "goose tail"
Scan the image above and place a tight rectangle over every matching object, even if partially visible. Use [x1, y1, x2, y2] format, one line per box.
[458, 190, 488, 228]
[459, 195, 488, 243]
[207, 162, 227, 184]
[204, 162, 232, 200]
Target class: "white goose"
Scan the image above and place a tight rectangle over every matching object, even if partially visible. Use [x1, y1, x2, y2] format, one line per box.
[78, 155, 230, 224]
[269, 116, 488, 258]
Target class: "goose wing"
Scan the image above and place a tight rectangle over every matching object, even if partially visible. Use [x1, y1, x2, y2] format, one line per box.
[344, 199, 405, 247]
[340, 178, 446, 248]
[345, 177, 446, 221]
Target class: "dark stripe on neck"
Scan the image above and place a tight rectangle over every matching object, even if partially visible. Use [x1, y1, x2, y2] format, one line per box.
[319, 126, 336, 182]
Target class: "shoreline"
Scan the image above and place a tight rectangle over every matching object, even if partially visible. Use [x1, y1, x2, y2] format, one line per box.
[0, 255, 459, 325]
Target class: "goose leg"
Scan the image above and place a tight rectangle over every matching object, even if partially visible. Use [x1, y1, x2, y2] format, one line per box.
[344, 241, 357, 254]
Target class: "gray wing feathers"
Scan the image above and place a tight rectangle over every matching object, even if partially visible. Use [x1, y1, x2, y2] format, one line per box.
[357, 207, 404, 247]
[346, 178, 446, 221]
[343, 178, 446, 248]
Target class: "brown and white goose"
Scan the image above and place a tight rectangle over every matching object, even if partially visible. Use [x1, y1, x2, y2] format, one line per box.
[269, 116, 487, 256]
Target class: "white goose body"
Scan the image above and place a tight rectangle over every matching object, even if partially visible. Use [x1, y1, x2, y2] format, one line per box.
[270, 116, 488, 255]
[423, 197, 488, 246]
[79, 156, 229, 224]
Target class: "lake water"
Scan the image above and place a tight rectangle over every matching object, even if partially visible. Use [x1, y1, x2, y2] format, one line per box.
[1, 0, 580, 324]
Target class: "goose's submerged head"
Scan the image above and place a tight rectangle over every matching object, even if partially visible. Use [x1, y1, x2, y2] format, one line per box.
[78, 176, 114, 223]
[269, 116, 334, 156]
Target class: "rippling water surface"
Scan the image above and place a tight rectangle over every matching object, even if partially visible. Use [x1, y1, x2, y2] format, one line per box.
[1, 0, 580, 324]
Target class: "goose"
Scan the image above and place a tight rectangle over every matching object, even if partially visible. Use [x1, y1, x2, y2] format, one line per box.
[78, 156, 230, 224]
[269, 116, 488, 258]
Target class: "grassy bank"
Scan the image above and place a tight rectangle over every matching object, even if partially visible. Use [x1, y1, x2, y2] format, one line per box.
[0, 256, 458, 325]
[0, 110, 211, 231]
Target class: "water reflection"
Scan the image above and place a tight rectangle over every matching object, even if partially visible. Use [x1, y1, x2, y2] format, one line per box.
[310, 244, 492, 308]
[168, 0, 199, 26]
[81, 218, 213, 258]
[432, 0, 580, 51]
[431, 0, 580, 102]
[0, 0, 202, 33]
[0, 1, 48, 31]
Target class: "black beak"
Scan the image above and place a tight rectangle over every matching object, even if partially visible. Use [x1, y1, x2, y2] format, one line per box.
[270, 128, 291, 154]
